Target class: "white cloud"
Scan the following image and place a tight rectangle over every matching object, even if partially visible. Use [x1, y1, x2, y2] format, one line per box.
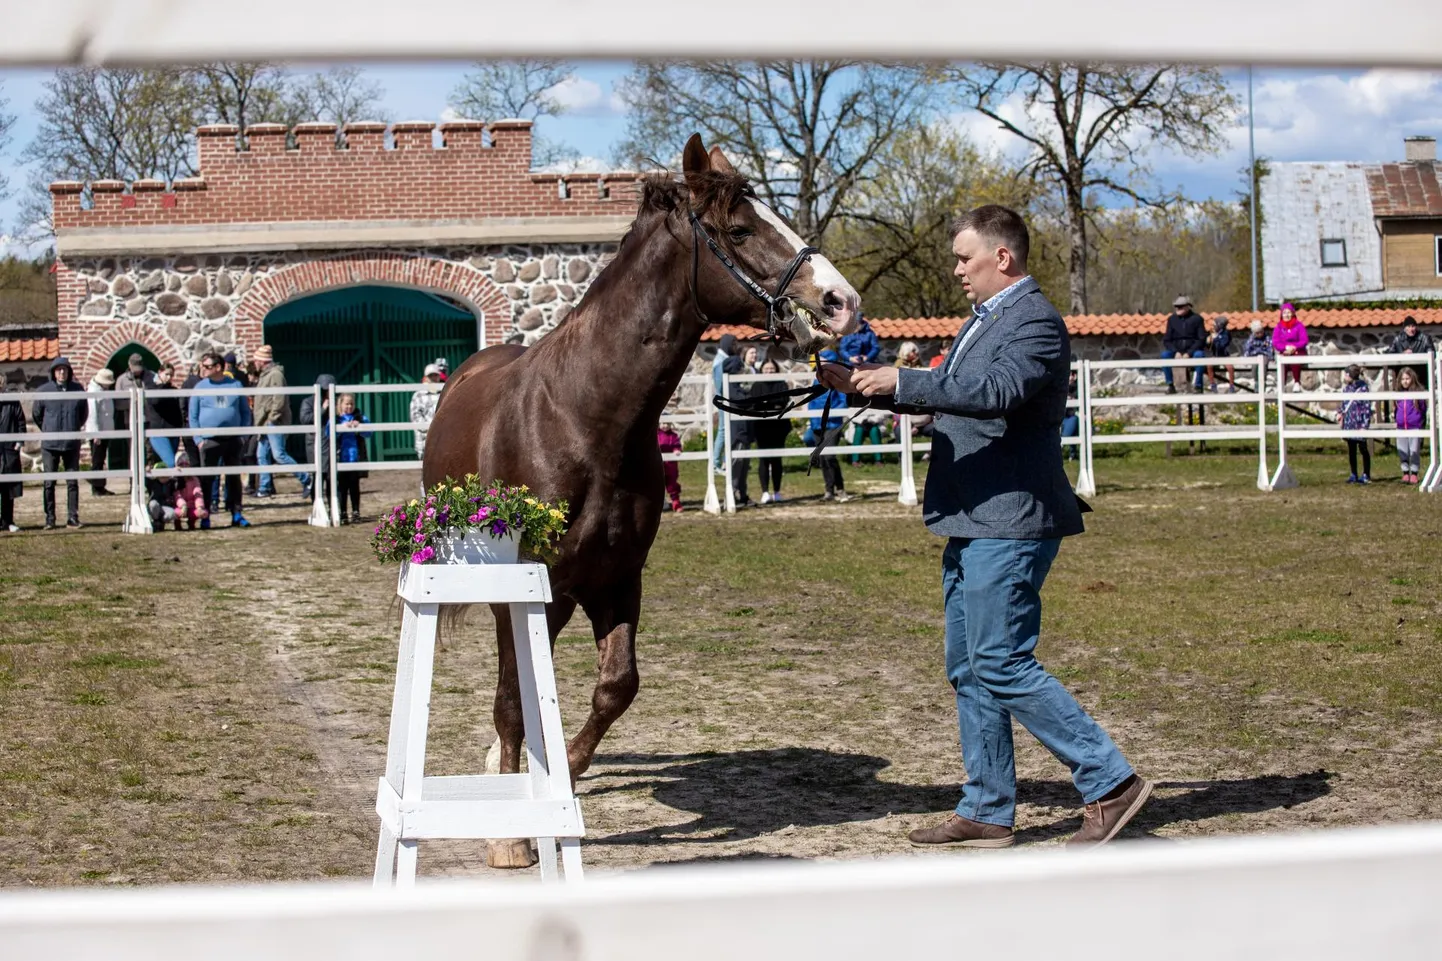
[534, 155, 612, 175]
[547, 76, 604, 113]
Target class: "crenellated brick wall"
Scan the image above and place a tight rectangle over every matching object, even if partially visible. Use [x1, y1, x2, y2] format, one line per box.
[51, 120, 637, 229]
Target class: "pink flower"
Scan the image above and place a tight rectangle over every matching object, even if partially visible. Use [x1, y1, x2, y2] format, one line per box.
[476, 505, 493, 520]
[425, 507, 436, 518]
[413, 533, 427, 544]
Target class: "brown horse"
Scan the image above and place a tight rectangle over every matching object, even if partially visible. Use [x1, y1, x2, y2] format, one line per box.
[424, 134, 860, 867]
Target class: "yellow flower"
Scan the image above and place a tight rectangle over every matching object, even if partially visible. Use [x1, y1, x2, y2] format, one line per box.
[525, 497, 537, 505]
[409, 499, 419, 507]
[549, 509, 564, 519]
[452, 486, 463, 493]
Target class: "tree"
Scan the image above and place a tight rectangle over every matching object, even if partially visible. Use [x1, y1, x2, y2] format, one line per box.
[448, 60, 576, 167]
[19, 67, 203, 232]
[0, 79, 14, 204]
[614, 61, 936, 244]
[828, 123, 1061, 318]
[292, 66, 389, 131]
[191, 62, 299, 137]
[948, 63, 1238, 314]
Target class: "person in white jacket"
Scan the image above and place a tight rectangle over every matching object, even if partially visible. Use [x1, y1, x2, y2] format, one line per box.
[409, 363, 444, 461]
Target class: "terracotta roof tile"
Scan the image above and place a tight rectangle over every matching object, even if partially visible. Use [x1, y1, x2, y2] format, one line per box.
[0, 330, 60, 363]
[700, 308, 1442, 342]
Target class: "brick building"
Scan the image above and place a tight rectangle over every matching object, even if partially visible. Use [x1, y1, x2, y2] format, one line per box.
[49, 119, 637, 454]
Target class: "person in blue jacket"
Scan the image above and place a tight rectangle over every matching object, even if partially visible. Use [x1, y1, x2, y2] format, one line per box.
[804, 350, 850, 502]
[187, 351, 252, 528]
[334, 393, 373, 524]
[839, 314, 881, 366]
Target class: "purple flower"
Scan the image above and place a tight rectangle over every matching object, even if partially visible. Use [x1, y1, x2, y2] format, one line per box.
[490, 519, 508, 536]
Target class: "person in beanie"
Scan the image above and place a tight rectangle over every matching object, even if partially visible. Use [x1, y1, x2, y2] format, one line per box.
[0, 370, 26, 532]
[31, 357, 88, 528]
[1160, 295, 1207, 393]
[113, 352, 155, 472]
[1387, 316, 1433, 387]
[1204, 314, 1235, 392]
[85, 367, 119, 496]
[410, 363, 444, 461]
[252, 344, 308, 498]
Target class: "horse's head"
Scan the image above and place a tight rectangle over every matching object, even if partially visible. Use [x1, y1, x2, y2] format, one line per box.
[681, 134, 860, 354]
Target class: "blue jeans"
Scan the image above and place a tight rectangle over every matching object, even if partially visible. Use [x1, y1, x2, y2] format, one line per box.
[1160, 349, 1207, 387]
[1060, 414, 1079, 460]
[149, 435, 176, 469]
[257, 432, 310, 493]
[942, 537, 1133, 826]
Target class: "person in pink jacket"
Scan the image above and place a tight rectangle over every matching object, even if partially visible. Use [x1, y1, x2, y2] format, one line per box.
[657, 423, 683, 512]
[1272, 303, 1309, 387]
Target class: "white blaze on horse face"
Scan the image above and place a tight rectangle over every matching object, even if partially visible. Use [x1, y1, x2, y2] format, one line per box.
[746, 198, 860, 335]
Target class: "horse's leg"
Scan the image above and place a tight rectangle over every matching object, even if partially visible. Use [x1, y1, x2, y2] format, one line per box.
[486, 597, 577, 870]
[568, 580, 643, 779]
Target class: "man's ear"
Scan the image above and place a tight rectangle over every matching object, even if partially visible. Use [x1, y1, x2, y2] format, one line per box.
[995, 245, 1014, 273]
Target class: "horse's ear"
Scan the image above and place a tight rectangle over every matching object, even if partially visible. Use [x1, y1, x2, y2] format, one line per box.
[707, 145, 736, 176]
[682, 134, 710, 184]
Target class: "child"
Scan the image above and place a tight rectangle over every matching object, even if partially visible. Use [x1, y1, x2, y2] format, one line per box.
[145, 464, 181, 531]
[1340, 364, 1373, 484]
[1394, 366, 1428, 484]
[335, 394, 372, 523]
[657, 422, 684, 512]
[1205, 315, 1236, 392]
[172, 448, 209, 530]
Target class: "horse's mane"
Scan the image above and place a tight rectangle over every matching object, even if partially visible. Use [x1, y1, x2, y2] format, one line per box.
[626, 169, 756, 239]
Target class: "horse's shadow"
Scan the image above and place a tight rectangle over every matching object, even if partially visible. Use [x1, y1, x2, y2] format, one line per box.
[583, 748, 1332, 846]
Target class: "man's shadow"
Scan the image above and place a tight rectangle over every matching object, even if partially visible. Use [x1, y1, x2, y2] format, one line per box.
[584, 748, 1332, 846]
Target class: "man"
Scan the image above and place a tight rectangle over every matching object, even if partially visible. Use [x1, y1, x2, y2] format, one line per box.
[821, 205, 1149, 848]
[432, 357, 449, 383]
[410, 363, 444, 462]
[84, 367, 119, 496]
[31, 357, 88, 529]
[1161, 295, 1207, 393]
[251, 345, 310, 498]
[113, 352, 155, 473]
[711, 333, 737, 474]
[188, 351, 253, 528]
[1387, 316, 1433, 386]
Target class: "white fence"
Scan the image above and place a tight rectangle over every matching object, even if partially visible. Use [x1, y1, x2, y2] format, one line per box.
[4, 822, 1441, 960]
[1072, 352, 1441, 497]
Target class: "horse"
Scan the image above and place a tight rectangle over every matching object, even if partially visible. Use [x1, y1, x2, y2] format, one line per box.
[424, 134, 860, 867]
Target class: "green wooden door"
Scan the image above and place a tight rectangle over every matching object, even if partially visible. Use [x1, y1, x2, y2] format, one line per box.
[263, 286, 478, 461]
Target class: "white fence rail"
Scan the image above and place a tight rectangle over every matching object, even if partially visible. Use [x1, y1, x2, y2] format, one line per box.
[4, 823, 1441, 960]
[1073, 352, 1440, 497]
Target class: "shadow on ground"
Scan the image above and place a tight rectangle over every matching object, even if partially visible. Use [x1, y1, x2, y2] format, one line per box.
[586, 748, 1333, 846]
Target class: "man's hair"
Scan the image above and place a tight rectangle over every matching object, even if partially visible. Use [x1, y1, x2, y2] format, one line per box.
[200, 351, 225, 370]
[1403, 315, 1418, 326]
[953, 205, 1030, 268]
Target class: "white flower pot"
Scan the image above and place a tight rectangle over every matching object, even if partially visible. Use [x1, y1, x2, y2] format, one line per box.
[432, 529, 520, 565]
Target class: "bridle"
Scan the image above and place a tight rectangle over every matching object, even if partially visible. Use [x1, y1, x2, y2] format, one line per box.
[687, 208, 816, 340]
[685, 206, 868, 470]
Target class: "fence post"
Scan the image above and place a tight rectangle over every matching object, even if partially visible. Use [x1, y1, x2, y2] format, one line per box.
[703, 383, 720, 514]
[327, 383, 341, 526]
[897, 413, 918, 506]
[1074, 360, 1096, 498]
[1269, 357, 1298, 490]
[1422, 352, 1441, 493]
[1255, 356, 1271, 491]
[722, 373, 735, 514]
[123, 387, 152, 533]
[308, 384, 331, 526]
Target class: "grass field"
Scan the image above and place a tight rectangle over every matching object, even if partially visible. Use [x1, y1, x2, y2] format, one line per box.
[1, 442, 1440, 885]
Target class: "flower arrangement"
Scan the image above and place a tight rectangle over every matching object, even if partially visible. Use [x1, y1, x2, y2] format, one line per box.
[370, 475, 569, 565]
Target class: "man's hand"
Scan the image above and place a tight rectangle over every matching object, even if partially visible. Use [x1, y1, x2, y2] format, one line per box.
[850, 362, 899, 397]
[817, 362, 858, 393]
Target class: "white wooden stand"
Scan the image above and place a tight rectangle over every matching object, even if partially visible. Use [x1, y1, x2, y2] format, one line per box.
[373, 561, 584, 886]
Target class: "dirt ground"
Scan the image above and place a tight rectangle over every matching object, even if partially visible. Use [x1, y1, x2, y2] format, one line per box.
[1, 446, 1440, 886]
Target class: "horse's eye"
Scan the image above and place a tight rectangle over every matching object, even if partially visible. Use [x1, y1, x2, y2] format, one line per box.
[728, 228, 753, 244]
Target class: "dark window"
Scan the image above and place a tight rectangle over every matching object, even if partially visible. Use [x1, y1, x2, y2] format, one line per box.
[1435, 235, 1441, 276]
[1320, 238, 1347, 267]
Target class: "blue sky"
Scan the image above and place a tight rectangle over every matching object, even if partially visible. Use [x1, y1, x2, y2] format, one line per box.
[2, 62, 1440, 256]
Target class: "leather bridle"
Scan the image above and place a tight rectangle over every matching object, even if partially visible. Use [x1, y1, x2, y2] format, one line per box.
[687, 209, 817, 340]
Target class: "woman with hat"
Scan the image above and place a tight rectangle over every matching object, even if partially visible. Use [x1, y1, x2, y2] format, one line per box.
[85, 367, 119, 496]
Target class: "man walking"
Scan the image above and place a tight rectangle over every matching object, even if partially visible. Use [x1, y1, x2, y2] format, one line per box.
[252, 345, 309, 498]
[821, 205, 1149, 848]
[189, 351, 253, 528]
[1161, 295, 1207, 393]
[31, 357, 89, 529]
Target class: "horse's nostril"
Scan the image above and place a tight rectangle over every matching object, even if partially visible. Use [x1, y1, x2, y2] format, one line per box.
[823, 290, 845, 313]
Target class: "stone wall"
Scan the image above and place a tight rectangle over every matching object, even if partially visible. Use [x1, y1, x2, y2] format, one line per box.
[58, 244, 616, 379]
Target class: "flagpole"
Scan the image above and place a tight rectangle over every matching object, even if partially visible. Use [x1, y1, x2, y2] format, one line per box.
[1249, 65, 1259, 312]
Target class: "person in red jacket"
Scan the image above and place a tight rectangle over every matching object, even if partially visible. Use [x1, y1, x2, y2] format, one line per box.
[657, 423, 683, 512]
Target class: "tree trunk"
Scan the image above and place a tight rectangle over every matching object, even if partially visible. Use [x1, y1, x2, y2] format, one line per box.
[1066, 190, 1088, 315]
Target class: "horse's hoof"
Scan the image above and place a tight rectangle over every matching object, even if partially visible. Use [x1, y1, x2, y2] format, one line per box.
[486, 838, 537, 869]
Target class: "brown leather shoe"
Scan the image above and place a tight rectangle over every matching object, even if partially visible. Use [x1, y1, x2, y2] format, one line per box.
[1067, 775, 1153, 847]
[908, 814, 1015, 849]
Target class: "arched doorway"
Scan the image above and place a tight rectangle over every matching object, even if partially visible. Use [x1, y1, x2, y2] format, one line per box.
[104, 342, 162, 376]
[263, 285, 480, 461]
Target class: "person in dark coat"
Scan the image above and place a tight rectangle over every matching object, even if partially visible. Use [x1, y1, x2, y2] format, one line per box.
[0, 370, 26, 532]
[30, 357, 88, 529]
[747, 353, 796, 503]
[1160, 295, 1207, 392]
[144, 363, 184, 468]
[725, 344, 758, 507]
